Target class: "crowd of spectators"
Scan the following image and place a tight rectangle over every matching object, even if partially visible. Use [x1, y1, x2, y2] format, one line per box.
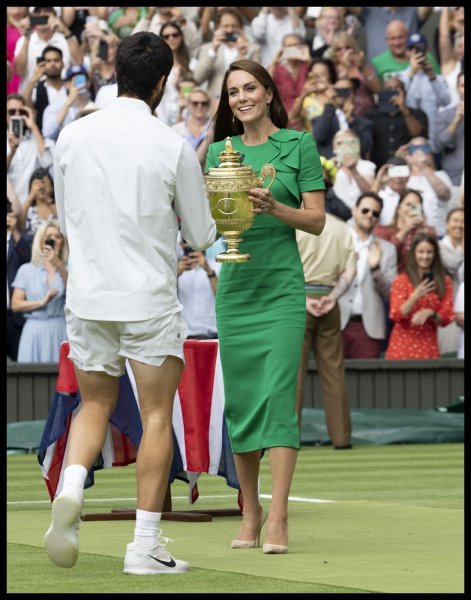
[6, 7, 465, 364]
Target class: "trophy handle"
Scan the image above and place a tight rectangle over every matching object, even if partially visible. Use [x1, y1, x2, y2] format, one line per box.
[259, 163, 276, 190]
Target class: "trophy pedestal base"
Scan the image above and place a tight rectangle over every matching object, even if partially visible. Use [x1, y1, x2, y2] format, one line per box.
[216, 252, 251, 263]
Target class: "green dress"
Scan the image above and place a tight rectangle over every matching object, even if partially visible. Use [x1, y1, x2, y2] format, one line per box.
[206, 129, 325, 453]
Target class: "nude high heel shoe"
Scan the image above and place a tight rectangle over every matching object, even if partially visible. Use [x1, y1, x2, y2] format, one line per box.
[231, 511, 268, 549]
[262, 520, 288, 554]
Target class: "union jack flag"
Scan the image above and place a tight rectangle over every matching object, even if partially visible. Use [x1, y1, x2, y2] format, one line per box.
[37, 340, 240, 507]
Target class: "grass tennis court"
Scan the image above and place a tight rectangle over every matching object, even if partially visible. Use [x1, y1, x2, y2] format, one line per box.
[7, 443, 463, 594]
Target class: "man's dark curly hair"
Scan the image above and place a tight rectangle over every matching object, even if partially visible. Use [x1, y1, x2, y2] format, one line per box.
[116, 32, 173, 102]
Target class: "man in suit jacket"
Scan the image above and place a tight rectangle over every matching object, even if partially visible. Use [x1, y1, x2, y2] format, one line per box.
[338, 191, 397, 358]
[193, 8, 261, 101]
[7, 209, 32, 360]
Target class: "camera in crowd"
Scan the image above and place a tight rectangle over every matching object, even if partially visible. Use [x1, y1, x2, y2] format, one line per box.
[224, 31, 239, 43]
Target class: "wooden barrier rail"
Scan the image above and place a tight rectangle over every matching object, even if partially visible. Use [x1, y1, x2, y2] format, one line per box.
[7, 358, 464, 423]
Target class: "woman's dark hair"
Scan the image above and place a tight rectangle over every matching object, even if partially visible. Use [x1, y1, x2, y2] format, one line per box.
[211, 59, 288, 142]
[28, 168, 51, 192]
[406, 231, 446, 297]
[159, 21, 191, 75]
[392, 188, 424, 227]
[308, 57, 337, 84]
[116, 31, 173, 101]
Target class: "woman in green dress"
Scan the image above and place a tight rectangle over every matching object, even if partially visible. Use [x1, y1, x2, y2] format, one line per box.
[205, 59, 325, 554]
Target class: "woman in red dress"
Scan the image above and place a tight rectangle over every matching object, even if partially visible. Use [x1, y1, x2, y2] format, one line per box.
[386, 231, 454, 359]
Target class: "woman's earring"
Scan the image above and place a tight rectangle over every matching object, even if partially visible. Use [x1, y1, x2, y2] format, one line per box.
[266, 103, 271, 116]
[232, 115, 236, 124]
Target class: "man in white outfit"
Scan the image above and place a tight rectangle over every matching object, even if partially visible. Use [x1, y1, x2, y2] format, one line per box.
[45, 32, 216, 575]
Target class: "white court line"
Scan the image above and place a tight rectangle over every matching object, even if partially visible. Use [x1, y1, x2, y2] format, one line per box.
[8, 494, 335, 506]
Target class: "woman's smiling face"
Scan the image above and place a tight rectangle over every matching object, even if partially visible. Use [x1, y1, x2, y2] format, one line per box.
[227, 70, 272, 125]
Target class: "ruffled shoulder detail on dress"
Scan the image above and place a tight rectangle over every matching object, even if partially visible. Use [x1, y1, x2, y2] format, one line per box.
[265, 129, 306, 171]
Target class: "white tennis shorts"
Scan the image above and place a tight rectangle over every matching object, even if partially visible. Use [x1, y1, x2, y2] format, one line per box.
[64, 305, 186, 377]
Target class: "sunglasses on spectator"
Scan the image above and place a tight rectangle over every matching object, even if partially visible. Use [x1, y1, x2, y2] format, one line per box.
[190, 100, 209, 107]
[408, 144, 431, 154]
[360, 208, 380, 218]
[162, 32, 181, 40]
[8, 108, 28, 116]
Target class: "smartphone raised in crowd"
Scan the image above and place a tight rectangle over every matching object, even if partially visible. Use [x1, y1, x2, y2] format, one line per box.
[422, 271, 434, 282]
[388, 165, 410, 178]
[98, 39, 109, 61]
[30, 15, 49, 26]
[224, 31, 239, 42]
[44, 239, 56, 249]
[9, 116, 24, 139]
[377, 89, 398, 113]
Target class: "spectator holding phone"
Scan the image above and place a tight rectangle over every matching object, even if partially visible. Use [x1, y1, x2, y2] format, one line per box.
[88, 32, 119, 99]
[310, 7, 344, 59]
[108, 6, 148, 39]
[364, 76, 428, 169]
[176, 234, 221, 340]
[310, 77, 373, 159]
[132, 7, 202, 59]
[268, 34, 310, 121]
[20, 167, 57, 236]
[399, 33, 451, 158]
[404, 137, 453, 238]
[437, 7, 464, 108]
[250, 7, 306, 69]
[11, 220, 69, 363]
[371, 157, 411, 226]
[385, 231, 454, 359]
[331, 129, 376, 210]
[7, 93, 55, 206]
[329, 31, 381, 116]
[42, 64, 96, 141]
[374, 189, 437, 273]
[22, 46, 66, 133]
[288, 57, 337, 132]
[193, 9, 261, 103]
[13, 7, 81, 96]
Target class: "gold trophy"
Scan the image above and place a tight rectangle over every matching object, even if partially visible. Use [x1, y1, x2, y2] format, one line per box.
[204, 137, 276, 262]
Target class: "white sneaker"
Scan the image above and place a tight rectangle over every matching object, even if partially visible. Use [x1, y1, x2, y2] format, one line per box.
[123, 532, 189, 575]
[44, 494, 82, 568]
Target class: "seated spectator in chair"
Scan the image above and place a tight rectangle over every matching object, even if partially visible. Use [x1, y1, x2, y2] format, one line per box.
[311, 76, 373, 159]
[331, 129, 376, 211]
[363, 76, 428, 169]
[11, 220, 69, 363]
[374, 189, 437, 274]
[385, 231, 454, 360]
[338, 192, 397, 358]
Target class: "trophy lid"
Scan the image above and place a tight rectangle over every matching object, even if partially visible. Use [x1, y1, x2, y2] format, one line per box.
[205, 137, 256, 179]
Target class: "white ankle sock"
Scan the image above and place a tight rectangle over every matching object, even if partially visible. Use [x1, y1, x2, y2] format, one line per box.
[61, 464, 88, 502]
[133, 509, 162, 550]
